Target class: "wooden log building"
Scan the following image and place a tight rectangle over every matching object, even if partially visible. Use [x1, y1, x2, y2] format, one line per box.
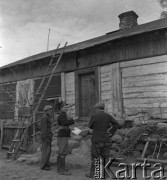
[0, 11, 167, 123]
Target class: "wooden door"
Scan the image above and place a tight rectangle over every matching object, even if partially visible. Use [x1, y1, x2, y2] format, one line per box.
[79, 72, 98, 117]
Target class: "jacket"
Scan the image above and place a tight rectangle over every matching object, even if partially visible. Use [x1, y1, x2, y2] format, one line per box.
[89, 110, 119, 143]
[40, 114, 53, 141]
[57, 111, 74, 137]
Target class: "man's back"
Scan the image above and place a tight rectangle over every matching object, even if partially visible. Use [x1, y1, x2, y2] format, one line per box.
[89, 111, 119, 143]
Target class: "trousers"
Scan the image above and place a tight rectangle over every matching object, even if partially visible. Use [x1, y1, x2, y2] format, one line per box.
[91, 142, 110, 159]
[40, 138, 51, 169]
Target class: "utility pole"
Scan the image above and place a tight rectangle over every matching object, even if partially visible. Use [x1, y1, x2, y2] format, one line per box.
[47, 28, 50, 51]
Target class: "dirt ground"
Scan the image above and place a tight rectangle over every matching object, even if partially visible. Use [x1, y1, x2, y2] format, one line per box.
[0, 150, 167, 180]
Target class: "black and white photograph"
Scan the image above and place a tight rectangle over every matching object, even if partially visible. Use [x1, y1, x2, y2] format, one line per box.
[0, 0, 167, 179]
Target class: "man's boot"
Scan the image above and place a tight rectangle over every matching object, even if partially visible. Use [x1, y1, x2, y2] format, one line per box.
[57, 155, 60, 173]
[85, 158, 95, 178]
[59, 156, 71, 175]
[57, 155, 69, 173]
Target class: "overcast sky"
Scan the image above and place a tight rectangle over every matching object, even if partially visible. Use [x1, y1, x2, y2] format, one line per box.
[0, 0, 162, 67]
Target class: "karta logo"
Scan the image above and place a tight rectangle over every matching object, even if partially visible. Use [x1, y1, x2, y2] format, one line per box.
[94, 158, 166, 179]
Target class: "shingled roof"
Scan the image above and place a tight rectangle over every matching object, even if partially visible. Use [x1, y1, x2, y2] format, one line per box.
[1, 18, 167, 69]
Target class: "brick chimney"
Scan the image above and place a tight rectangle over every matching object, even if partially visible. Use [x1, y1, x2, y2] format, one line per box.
[118, 11, 138, 30]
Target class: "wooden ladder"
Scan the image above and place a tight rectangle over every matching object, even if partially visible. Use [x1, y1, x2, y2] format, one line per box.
[7, 42, 68, 160]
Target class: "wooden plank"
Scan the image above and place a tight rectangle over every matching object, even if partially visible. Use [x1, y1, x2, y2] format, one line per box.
[101, 81, 112, 91]
[101, 85, 112, 92]
[100, 76, 112, 82]
[100, 72, 112, 78]
[111, 63, 122, 116]
[61, 72, 66, 102]
[100, 65, 112, 102]
[66, 86, 75, 91]
[120, 54, 167, 68]
[100, 63, 122, 116]
[124, 98, 167, 108]
[66, 79, 75, 84]
[66, 92, 75, 96]
[100, 65, 112, 73]
[65, 72, 75, 115]
[122, 73, 167, 88]
[123, 86, 167, 94]
[142, 140, 149, 158]
[124, 106, 167, 117]
[123, 91, 167, 99]
[98, 66, 101, 101]
[122, 62, 167, 78]
[101, 93, 112, 100]
[75, 67, 99, 117]
[1, 121, 3, 148]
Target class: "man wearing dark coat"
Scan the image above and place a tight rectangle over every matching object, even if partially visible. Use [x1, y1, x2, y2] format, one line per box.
[40, 105, 53, 171]
[57, 104, 78, 175]
[86, 102, 120, 178]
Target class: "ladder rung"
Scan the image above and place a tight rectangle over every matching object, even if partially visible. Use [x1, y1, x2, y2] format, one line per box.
[53, 54, 59, 58]
[48, 63, 57, 67]
[12, 139, 21, 142]
[36, 93, 43, 95]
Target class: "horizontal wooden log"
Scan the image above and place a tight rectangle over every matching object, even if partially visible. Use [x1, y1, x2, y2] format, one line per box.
[65, 72, 74, 79]
[100, 75, 112, 82]
[66, 89, 74, 92]
[101, 91, 112, 100]
[100, 72, 112, 78]
[66, 78, 75, 83]
[120, 54, 167, 68]
[124, 98, 167, 108]
[65, 72, 75, 113]
[100, 65, 112, 73]
[2, 145, 27, 152]
[124, 106, 166, 114]
[122, 62, 167, 78]
[101, 82, 111, 91]
[66, 97, 75, 101]
[66, 91, 75, 96]
[123, 91, 167, 99]
[101, 86, 111, 92]
[123, 86, 167, 94]
[122, 73, 167, 88]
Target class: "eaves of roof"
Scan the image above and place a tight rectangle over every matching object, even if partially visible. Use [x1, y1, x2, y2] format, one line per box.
[1, 18, 167, 70]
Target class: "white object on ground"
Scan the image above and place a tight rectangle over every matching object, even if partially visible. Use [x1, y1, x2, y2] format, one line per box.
[71, 127, 82, 135]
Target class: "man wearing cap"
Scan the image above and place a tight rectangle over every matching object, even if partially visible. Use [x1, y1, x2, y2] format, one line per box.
[40, 105, 53, 171]
[57, 103, 78, 175]
[86, 102, 120, 178]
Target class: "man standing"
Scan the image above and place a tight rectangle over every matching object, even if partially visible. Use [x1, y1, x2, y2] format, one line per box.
[40, 105, 53, 171]
[86, 102, 120, 178]
[57, 104, 78, 175]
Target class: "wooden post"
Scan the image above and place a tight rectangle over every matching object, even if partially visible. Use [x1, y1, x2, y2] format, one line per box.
[98, 66, 101, 101]
[61, 72, 66, 102]
[33, 113, 35, 152]
[141, 140, 150, 158]
[118, 62, 124, 117]
[1, 121, 3, 148]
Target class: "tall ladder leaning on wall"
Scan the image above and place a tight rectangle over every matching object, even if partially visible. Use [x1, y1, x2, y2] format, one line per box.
[7, 42, 68, 160]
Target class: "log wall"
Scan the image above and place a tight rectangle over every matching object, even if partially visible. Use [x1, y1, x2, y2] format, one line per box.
[100, 63, 122, 116]
[120, 54, 167, 119]
[65, 72, 75, 117]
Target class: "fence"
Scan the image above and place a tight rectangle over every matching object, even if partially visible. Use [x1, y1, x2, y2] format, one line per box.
[0, 122, 29, 151]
